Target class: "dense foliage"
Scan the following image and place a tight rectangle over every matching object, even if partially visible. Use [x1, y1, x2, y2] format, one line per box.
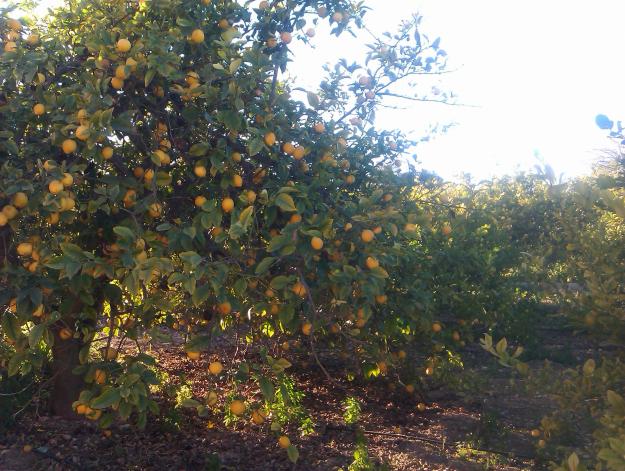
[1, 1, 624, 469]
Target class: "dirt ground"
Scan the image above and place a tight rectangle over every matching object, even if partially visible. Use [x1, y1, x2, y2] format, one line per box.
[0, 330, 551, 471]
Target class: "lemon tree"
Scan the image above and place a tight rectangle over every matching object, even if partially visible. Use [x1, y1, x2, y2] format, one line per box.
[0, 0, 450, 446]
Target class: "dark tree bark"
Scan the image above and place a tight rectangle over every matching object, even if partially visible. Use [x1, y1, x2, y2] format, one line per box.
[50, 327, 84, 418]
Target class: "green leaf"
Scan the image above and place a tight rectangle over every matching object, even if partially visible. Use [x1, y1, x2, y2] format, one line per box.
[229, 58, 242, 74]
[180, 398, 201, 408]
[186, 335, 210, 352]
[307, 92, 320, 108]
[286, 445, 299, 463]
[258, 376, 275, 402]
[113, 226, 136, 242]
[7, 353, 24, 376]
[189, 142, 210, 157]
[238, 206, 254, 226]
[2, 313, 20, 341]
[180, 251, 203, 268]
[60, 243, 85, 260]
[274, 193, 297, 212]
[91, 388, 121, 409]
[270, 275, 291, 290]
[255, 257, 276, 275]
[144, 69, 156, 87]
[247, 137, 264, 156]
[275, 358, 292, 370]
[567, 452, 580, 471]
[192, 284, 211, 307]
[28, 323, 46, 348]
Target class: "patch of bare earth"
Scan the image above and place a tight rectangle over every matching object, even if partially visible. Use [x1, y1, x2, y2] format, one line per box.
[1, 331, 539, 470]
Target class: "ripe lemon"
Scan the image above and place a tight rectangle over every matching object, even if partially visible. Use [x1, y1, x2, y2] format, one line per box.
[313, 122, 325, 133]
[218, 19, 230, 30]
[114, 64, 127, 79]
[231, 151, 242, 162]
[12, 192, 28, 208]
[365, 256, 379, 269]
[289, 214, 302, 224]
[187, 350, 201, 360]
[194, 165, 207, 177]
[62, 139, 77, 154]
[208, 361, 223, 375]
[17, 242, 33, 257]
[59, 328, 73, 340]
[282, 142, 295, 154]
[94, 369, 106, 384]
[194, 195, 207, 207]
[111, 77, 124, 89]
[190, 29, 205, 44]
[230, 400, 245, 416]
[116, 38, 131, 53]
[246, 190, 257, 204]
[311, 236, 323, 250]
[33, 103, 45, 116]
[154, 149, 170, 165]
[280, 31, 292, 44]
[61, 173, 73, 187]
[278, 435, 290, 448]
[251, 410, 265, 425]
[361, 229, 374, 243]
[221, 198, 234, 213]
[218, 301, 232, 315]
[48, 180, 64, 194]
[292, 146, 305, 160]
[264, 132, 276, 146]
[431, 322, 442, 333]
[232, 174, 243, 187]
[301, 322, 312, 335]
[0, 213, 7, 226]
[101, 146, 114, 160]
[292, 282, 307, 297]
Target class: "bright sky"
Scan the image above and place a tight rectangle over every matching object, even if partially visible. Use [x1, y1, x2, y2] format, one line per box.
[31, 0, 625, 181]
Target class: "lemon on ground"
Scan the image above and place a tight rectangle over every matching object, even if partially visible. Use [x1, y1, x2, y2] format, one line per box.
[208, 361, 223, 375]
[278, 435, 290, 448]
[187, 350, 201, 360]
[230, 400, 245, 416]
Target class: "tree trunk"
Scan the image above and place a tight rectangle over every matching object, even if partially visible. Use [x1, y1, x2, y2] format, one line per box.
[50, 328, 84, 418]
